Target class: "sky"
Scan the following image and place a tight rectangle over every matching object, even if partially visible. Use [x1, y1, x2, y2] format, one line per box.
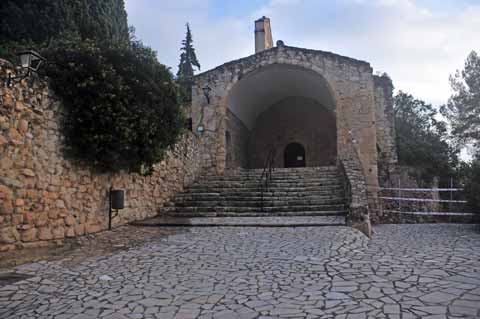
[124, 0, 479, 108]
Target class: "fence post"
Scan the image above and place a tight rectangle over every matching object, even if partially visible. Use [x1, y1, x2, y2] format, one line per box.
[398, 177, 401, 212]
[449, 177, 453, 213]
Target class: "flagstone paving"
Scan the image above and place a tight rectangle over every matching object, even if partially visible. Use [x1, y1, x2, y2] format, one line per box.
[0, 224, 479, 318]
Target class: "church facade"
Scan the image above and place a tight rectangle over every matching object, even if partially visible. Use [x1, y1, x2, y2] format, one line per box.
[190, 17, 398, 234]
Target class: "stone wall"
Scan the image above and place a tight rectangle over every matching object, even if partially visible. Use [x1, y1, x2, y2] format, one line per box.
[338, 135, 372, 237]
[226, 109, 249, 169]
[191, 44, 378, 234]
[192, 44, 379, 191]
[0, 65, 204, 252]
[248, 97, 336, 168]
[374, 74, 398, 184]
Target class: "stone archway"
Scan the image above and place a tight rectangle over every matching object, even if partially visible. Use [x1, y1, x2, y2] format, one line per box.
[191, 45, 380, 236]
[225, 63, 337, 169]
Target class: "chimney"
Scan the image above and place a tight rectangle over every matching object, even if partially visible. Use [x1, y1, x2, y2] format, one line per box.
[255, 16, 273, 53]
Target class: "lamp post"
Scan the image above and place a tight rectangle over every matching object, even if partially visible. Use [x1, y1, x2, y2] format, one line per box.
[1, 49, 45, 87]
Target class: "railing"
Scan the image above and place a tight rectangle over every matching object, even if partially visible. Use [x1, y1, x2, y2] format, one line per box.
[259, 146, 276, 212]
[337, 160, 351, 224]
[374, 181, 468, 215]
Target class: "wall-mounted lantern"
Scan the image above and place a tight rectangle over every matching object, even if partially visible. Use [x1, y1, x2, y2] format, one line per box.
[108, 188, 125, 230]
[197, 124, 205, 134]
[1, 50, 45, 87]
[202, 85, 212, 104]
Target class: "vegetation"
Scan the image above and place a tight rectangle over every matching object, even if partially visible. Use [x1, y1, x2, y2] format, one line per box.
[458, 157, 480, 212]
[0, 0, 129, 48]
[442, 51, 480, 211]
[394, 92, 459, 186]
[442, 51, 480, 151]
[0, 0, 185, 174]
[43, 38, 183, 174]
[177, 24, 201, 103]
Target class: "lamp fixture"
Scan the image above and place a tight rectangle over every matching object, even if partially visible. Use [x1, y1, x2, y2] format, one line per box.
[2, 49, 45, 87]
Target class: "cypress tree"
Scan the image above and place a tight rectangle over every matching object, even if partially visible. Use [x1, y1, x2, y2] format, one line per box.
[177, 23, 201, 103]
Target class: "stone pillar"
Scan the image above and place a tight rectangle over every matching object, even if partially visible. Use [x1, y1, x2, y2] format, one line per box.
[255, 16, 273, 53]
[374, 74, 398, 186]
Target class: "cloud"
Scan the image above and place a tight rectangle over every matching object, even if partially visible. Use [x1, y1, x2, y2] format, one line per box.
[125, 0, 479, 106]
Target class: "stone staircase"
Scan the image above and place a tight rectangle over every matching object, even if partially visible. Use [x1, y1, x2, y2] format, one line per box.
[155, 166, 348, 226]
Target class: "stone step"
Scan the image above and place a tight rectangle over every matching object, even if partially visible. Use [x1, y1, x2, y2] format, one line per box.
[160, 210, 347, 218]
[174, 196, 345, 206]
[204, 171, 342, 177]
[201, 173, 341, 181]
[186, 184, 344, 192]
[224, 166, 339, 175]
[202, 172, 341, 179]
[174, 192, 344, 200]
[133, 215, 347, 227]
[173, 195, 345, 203]
[174, 199, 345, 209]
[156, 166, 348, 222]
[183, 190, 344, 197]
[192, 181, 343, 188]
[161, 204, 346, 213]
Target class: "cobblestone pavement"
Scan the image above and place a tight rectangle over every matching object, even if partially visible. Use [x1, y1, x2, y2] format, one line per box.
[0, 226, 185, 269]
[1, 224, 480, 319]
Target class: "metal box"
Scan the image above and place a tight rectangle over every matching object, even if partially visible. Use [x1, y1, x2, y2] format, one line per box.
[110, 189, 124, 210]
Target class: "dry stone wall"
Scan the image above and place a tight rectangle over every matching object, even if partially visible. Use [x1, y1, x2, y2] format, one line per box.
[0, 64, 203, 252]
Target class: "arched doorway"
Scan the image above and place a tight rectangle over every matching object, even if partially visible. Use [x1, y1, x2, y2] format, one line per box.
[284, 143, 306, 168]
[225, 64, 337, 169]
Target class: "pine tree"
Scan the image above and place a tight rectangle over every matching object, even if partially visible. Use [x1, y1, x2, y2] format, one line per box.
[177, 23, 200, 103]
[442, 51, 480, 151]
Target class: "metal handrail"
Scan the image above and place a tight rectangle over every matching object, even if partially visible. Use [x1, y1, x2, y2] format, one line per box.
[337, 160, 351, 224]
[259, 146, 276, 212]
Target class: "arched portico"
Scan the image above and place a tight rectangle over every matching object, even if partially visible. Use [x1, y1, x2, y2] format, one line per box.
[191, 45, 380, 235]
[225, 63, 337, 169]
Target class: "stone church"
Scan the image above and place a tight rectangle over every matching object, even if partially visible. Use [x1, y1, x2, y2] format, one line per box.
[189, 17, 398, 235]
[0, 17, 399, 252]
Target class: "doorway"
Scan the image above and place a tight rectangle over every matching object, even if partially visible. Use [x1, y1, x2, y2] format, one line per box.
[284, 143, 306, 168]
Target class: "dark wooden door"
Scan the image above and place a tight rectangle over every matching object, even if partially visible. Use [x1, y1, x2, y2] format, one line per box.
[284, 143, 306, 168]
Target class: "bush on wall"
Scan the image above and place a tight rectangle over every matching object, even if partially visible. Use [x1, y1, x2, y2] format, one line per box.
[44, 38, 184, 174]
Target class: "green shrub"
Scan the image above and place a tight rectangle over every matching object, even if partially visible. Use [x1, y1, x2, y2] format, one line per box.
[0, 0, 129, 45]
[463, 159, 480, 212]
[44, 39, 184, 174]
[0, 0, 129, 63]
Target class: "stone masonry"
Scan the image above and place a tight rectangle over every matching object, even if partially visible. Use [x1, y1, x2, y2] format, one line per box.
[374, 74, 398, 184]
[191, 41, 382, 235]
[249, 96, 337, 168]
[0, 62, 204, 252]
